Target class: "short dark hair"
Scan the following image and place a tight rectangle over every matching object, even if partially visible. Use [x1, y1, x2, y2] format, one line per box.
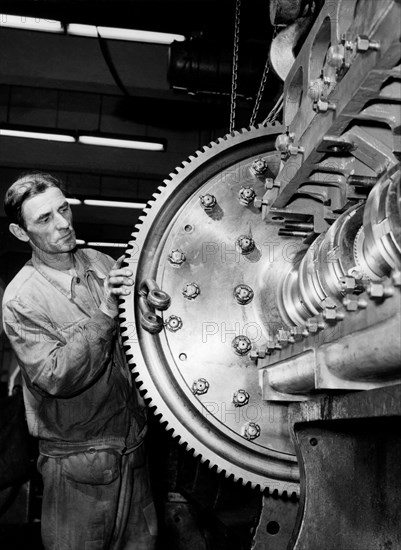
[3, 171, 66, 229]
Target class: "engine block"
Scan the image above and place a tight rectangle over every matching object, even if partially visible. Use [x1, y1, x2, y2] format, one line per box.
[120, 0, 401, 499]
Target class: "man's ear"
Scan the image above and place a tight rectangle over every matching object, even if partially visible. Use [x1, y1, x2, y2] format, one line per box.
[9, 223, 30, 243]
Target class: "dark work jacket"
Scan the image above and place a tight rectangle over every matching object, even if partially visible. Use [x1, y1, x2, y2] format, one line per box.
[2, 248, 146, 455]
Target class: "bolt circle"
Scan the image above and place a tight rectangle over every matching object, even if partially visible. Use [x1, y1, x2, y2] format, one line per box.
[165, 315, 183, 332]
[192, 378, 209, 395]
[232, 335, 252, 356]
[182, 282, 200, 300]
[233, 389, 250, 407]
[233, 284, 254, 305]
[168, 249, 186, 266]
[242, 422, 261, 440]
[236, 235, 255, 255]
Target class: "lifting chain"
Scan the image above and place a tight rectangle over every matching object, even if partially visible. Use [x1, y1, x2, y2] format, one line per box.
[229, 0, 241, 133]
[230, 3, 279, 130]
[249, 54, 270, 126]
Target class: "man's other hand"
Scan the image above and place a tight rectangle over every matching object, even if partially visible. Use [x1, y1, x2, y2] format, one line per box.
[100, 255, 133, 318]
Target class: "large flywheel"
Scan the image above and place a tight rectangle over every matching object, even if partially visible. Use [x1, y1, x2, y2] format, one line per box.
[120, 124, 301, 495]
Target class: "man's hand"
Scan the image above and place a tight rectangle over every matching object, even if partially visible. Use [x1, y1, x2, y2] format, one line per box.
[99, 255, 134, 318]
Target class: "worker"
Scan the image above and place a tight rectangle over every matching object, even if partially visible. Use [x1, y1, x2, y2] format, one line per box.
[2, 171, 157, 549]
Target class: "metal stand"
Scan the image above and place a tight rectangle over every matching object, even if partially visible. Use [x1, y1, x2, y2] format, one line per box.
[288, 385, 401, 549]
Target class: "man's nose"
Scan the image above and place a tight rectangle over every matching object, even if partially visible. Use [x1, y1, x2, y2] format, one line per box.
[55, 212, 71, 229]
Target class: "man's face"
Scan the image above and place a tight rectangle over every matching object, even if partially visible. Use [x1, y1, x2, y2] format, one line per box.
[21, 187, 76, 254]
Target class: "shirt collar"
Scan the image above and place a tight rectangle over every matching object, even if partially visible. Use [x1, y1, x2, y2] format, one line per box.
[32, 248, 107, 299]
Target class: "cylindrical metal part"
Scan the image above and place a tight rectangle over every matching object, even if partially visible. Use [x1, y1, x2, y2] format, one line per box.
[321, 313, 401, 381]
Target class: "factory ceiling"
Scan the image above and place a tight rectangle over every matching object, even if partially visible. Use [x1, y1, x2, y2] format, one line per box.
[0, 0, 281, 266]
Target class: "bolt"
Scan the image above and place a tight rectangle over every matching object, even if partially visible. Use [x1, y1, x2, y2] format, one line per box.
[342, 297, 358, 311]
[165, 315, 183, 332]
[357, 297, 368, 309]
[367, 282, 393, 299]
[322, 297, 337, 309]
[253, 197, 263, 209]
[266, 341, 276, 354]
[275, 133, 291, 153]
[339, 276, 356, 293]
[323, 308, 339, 320]
[251, 158, 268, 175]
[289, 327, 304, 342]
[356, 35, 380, 52]
[199, 194, 217, 210]
[233, 284, 254, 305]
[392, 270, 401, 287]
[327, 44, 345, 68]
[233, 389, 250, 407]
[308, 79, 324, 101]
[236, 235, 255, 255]
[242, 422, 261, 440]
[239, 186, 256, 205]
[306, 318, 318, 333]
[313, 99, 337, 113]
[192, 378, 209, 395]
[276, 329, 290, 344]
[348, 268, 363, 280]
[182, 282, 200, 300]
[232, 335, 252, 356]
[288, 144, 304, 156]
[168, 249, 186, 266]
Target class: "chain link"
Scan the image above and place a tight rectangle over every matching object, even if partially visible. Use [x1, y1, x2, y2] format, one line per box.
[249, 57, 270, 126]
[229, 0, 241, 133]
[250, 24, 280, 126]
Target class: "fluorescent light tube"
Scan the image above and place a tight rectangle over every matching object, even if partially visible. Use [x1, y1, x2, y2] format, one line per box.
[66, 23, 98, 37]
[87, 242, 127, 248]
[66, 198, 82, 205]
[83, 199, 147, 209]
[78, 135, 164, 151]
[0, 128, 75, 142]
[98, 27, 185, 44]
[67, 23, 185, 44]
[75, 239, 86, 245]
[0, 14, 63, 33]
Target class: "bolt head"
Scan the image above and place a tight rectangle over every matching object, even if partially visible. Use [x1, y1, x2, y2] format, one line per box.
[392, 270, 401, 287]
[165, 315, 183, 332]
[242, 422, 261, 440]
[182, 282, 200, 300]
[233, 389, 250, 407]
[327, 45, 345, 68]
[169, 249, 186, 265]
[251, 158, 268, 175]
[192, 378, 209, 395]
[239, 186, 256, 205]
[275, 133, 290, 153]
[200, 194, 216, 210]
[367, 282, 384, 298]
[308, 79, 324, 100]
[234, 284, 254, 305]
[356, 35, 370, 52]
[253, 197, 263, 209]
[306, 319, 318, 333]
[232, 335, 252, 356]
[236, 235, 255, 254]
